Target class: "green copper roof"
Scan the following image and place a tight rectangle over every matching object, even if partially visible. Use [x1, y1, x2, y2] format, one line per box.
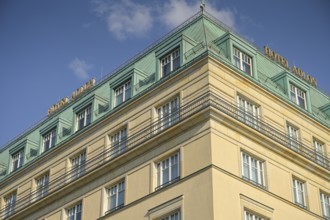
[0, 10, 329, 181]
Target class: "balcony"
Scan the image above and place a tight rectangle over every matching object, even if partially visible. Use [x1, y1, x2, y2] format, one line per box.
[1, 91, 329, 219]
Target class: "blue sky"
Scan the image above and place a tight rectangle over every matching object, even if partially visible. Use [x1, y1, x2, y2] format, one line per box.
[0, 0, 329, 148]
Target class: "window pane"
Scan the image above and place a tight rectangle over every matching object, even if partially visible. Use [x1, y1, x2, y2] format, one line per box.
[163, 63, 171, 76]
[241, 152, 265, 187]
[173, 56, 180, 71]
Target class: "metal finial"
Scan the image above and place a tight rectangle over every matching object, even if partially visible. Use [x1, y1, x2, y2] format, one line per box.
[200, 0, 205, 14]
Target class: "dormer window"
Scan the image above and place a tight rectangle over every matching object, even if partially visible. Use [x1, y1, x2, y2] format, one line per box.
[43, 128, 56, 152]
[114, 81, 131, 107]
[233, 47, 252, 76]
[11, 149, 24, 172]
[290, 83, 306, 109]
[161, 48, 180, 77]
[76, 105, 92, 131]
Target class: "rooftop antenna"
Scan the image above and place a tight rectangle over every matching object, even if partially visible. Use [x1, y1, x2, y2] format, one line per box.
[200, 0, 205, 14]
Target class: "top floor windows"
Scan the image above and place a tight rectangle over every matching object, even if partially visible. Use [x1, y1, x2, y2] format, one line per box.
[233, 47, 252, 76]
[11, 149, 24, 172]
[43, 128, 56, 152]
[290, 84, 307, 109]
[76, 105, 91, 131]
[70, 151, 86, 180]
[161, 48, 180, 77]
[36, 173, 49, 199]
[110, 127, 127, 157]
[114, 81, 131, 107]
[287, 124, 299, 151]
[4, 192, 16, 217]
[157, 97, 180, 132]
[237, 96, 260, 129]
[314, 139, 326, 166]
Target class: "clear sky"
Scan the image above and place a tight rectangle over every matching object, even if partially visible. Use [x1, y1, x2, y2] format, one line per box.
[0, 0, 329, 148]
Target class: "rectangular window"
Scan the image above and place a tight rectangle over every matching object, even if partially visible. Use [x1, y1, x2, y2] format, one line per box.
[66, 202, 82, 220]
[237, 96, 260, 129]
[4, 192, 16, 217]
[161, 211, 180, 220]
[76, 105, 92, 130]
[11, 149, 24, 172]
[161, 48, 180, 77]
[244, 210, 266, 220]
[233, 47, 252, 76]
[321, 192, 330, 219]
[43, 128, 57, 152]
[157, 97, 179, 132]
[110, 127, 127, 157]
[114, 81, 131, 107]
[36, 173, 49, 199]
[287, 124, 299, 151]
[293, 178, 306, 208]
[314, 139, 326, 166]
[241, 152, 265, 187]
[107, 180, 125, 212]
[71, 151, 86, 180]
[156, 152, 180, 189]
[290, 84, 307, 109]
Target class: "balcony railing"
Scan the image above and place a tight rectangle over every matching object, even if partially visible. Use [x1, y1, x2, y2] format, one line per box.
[1, 91, 329, 219]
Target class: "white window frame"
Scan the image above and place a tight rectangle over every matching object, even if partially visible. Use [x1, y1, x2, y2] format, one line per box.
[110, 127, 127, 157]
[43, 128, 57, 152]
[4, 192, 16, 217]
[237, 96, 260, 129]
[314, 139, 326, 166]
[160, 210, 181, 220]
[161, 48, 180, 77]
[293, 178, 307, 208]
[156, 152, 180, 189]
[107, 180, 125, 212]
[76, 105, 92, 131]
[233, 47, 253, 76]
[11, 149, 24, 172]
[156, 97, 180, 132]
[241, 152, 265, 187]
[287, 124, 299, 151]
[70, 151, 86, 180]
[66, 202, 82, 220]
[290, 84, 307, 109]
[36, 173, 49, 199]
[114, 80, 131, 107]
[321, 192, 330, 219]
[244, 210, 266, 220]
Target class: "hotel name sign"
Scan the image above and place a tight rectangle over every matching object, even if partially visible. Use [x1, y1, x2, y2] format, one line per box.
[48, 78, 96, 116]
[264, 46, 317, 87]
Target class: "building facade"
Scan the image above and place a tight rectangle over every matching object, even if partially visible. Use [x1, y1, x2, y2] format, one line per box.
[0, 11, 330, 220]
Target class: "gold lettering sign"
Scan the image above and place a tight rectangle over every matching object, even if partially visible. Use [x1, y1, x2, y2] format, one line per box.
[291, 66, 317, 87]
[72, 78, 96, 100]
[48, 97, 70, 116]
[264, 46, 317, 88]
[264, 46, 289, 69]
[47, 78, 96, 117]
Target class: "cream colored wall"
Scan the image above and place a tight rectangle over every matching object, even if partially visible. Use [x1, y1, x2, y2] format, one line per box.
[208, 58, 330, 156]
[102, 169, 214, 220]
[212, 168, 322, 220]
[1, 56, 329, 220]
[210, 119, 330, 216]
